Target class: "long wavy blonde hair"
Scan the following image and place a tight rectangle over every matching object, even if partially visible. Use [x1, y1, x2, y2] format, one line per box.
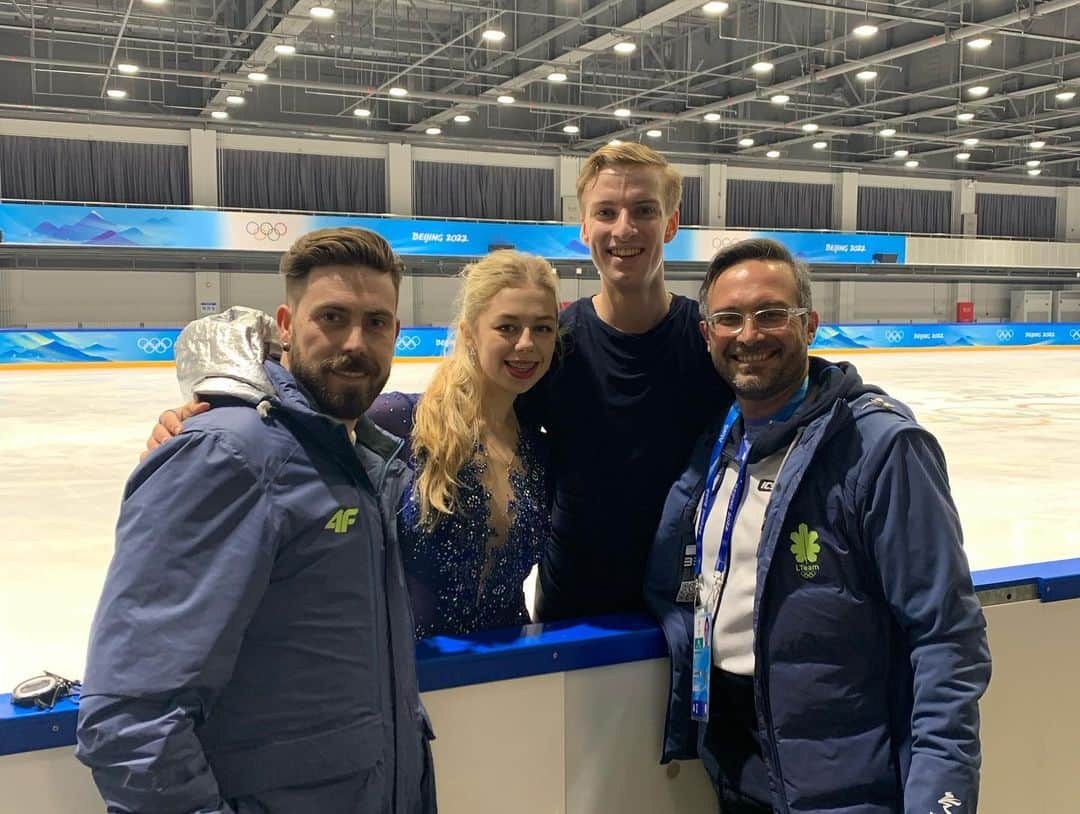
[411, 250, 560, 529]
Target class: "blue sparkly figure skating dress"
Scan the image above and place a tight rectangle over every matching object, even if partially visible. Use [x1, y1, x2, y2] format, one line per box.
[368, 392, 551, 639]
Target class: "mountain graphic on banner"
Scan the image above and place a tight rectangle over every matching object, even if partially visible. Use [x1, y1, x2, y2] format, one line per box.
[88, 230, 138, 246]
[0, 339, 109, 363]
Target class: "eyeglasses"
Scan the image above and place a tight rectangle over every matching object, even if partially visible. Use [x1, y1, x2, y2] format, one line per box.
[704, 306, 809, 336]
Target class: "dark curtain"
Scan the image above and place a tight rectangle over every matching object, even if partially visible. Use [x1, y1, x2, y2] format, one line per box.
[679, 175, 701, 226]
[976, 193, 1056, 239]
[0, 136, 189, 205]
[219, 149, 385, 213]
[857, 186, 951, 234]
[413, 161, 554, 220]
[726, 180, 832, 229]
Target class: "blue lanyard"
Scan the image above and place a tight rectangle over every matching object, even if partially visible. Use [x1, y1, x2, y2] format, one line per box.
[694, 376, 810, 579]
[694, 403, 750, 578]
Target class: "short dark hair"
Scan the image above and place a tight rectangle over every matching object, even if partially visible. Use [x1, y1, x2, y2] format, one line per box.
[698, 237, 812, 318]
[279, 227, 404, 303]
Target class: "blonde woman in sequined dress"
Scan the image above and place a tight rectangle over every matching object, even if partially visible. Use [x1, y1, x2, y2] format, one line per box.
[369, 250, 560, 638]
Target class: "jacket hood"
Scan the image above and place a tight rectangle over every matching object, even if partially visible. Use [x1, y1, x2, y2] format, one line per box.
[745, 356, 885, 462]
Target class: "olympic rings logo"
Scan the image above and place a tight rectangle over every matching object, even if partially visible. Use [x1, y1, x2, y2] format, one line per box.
[396, 335, 421, 351]
[137, 337, 174, 354]
[996, 329, 1014, 341]
[1069, 328, 1080, 341]
[884, 330, 905, 343]
[245, 221, 288, 241]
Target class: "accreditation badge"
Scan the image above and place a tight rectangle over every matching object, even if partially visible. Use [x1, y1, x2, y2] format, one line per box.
[690, 602, 711, 722]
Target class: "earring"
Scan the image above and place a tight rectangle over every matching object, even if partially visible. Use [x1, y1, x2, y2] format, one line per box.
[281, 341, 291, 352]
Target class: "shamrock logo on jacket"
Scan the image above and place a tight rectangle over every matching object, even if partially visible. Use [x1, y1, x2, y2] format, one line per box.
[789, 523, 821, 579]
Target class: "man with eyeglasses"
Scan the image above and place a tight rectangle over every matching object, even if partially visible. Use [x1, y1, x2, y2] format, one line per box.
[645, 238, 991, 814]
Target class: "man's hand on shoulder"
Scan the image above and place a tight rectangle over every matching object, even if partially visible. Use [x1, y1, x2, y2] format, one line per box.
[142, 400, 211, 460]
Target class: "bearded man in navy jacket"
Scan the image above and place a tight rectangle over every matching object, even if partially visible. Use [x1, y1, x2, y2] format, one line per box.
[77, 228, 436, 814]
[646, 238, 991, 814]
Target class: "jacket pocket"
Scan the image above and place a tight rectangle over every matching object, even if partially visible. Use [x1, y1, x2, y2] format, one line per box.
[209, 712, 385, 800]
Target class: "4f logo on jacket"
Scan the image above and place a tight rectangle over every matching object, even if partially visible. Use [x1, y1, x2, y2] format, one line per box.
[325, 508, 359, 534]
[789, 523, 821, 579]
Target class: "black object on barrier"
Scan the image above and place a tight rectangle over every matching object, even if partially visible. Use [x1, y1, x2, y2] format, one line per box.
[872, 252, 898, 263]
[11, 672, 81, 711]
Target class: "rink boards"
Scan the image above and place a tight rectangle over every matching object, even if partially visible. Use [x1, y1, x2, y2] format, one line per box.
[1, 559, 1079, 814]
[1, 322, 1079, 370]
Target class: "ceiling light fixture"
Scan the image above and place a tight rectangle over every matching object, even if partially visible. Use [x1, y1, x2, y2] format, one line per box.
[967, 37, 992, 50]
[547, 72, 568, 82]
[609, 139, 623, 146]
[1026, 159, 1041, 167]
[812, 141, 828, 150]
[801, 122, 819, 132]
[766, 150, 781, 158]
[968, 85, 989, 97]
[481, 29, 506, 43]
[614, 108, 632, 118]
[702, 1, 729, 14]
[856, 70, 878, 81]
[893, 149, 909, 157]
[878, 127, 896, 137]
[963, 137, 980, 146]
[704, 112, 722, 122]
[853, 23, 879, 38]
[353, 108, 371, 117]
[226, 95, 245, 105]
[1029, 140, 1046, 150]
[497, 95, 515, 104]
[771, 93, 790, 104]
[387, 86, 408, 97]
[142, 0, 166, 5]
[957, 112, 975, 121]
[247, 71, 268, 82]
[646, 129, 662, 138]
[106, 88, 127, 99]
[309, 4, 334, 20]
[453, 114, 471, 123]
[563, 124, 580, 134]
[738, 137, 755, 147]
[274, 43, 297, 56]
[1056, 89, 1076, 102]
[751, 61, 774, 74]
[117, 63, 139, 75]
[614, 41, 637, 55]
[1028, 168, 1042, 176]
[425, 127, 441, 135]
[955, 152, 971, 161]
[211, 110, 228, 119]
[904, 160, 919, 168]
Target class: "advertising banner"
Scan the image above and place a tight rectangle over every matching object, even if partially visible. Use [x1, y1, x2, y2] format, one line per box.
[2, 323, 1078, 367]
[0, 328, 181, 365]
[811, 323, 1080, 350]
[0, 202, 905, 265]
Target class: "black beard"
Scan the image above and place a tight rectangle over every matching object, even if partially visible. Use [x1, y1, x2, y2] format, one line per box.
[288, 350, 388, 421]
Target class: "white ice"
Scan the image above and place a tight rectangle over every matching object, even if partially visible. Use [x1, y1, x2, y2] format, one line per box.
[1, 350, 1077, 691]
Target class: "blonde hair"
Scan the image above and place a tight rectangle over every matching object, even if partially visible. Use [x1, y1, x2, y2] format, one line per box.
[576, 142, 683, 216]
[411, 250, 560, 528]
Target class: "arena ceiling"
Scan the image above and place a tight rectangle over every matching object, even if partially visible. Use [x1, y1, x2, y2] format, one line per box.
[4, 0, 1080, 181]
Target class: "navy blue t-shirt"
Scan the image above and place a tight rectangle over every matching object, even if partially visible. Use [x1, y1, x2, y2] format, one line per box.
[520, 294, 733, 620]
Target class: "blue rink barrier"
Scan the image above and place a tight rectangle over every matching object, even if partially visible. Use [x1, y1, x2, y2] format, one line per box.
[2, 558, 1078, 757]
[2, 322, 1079, 367]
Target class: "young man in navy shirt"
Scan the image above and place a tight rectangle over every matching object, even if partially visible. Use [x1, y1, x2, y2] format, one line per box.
[523, 143, 732, 620]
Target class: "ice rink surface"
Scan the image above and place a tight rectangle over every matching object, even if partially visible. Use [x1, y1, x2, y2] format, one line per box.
[1, 349, 1077, 691]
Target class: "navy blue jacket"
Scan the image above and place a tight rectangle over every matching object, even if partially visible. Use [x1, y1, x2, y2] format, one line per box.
[645, 359, 991, 814]
[77, 361, 436, 814]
